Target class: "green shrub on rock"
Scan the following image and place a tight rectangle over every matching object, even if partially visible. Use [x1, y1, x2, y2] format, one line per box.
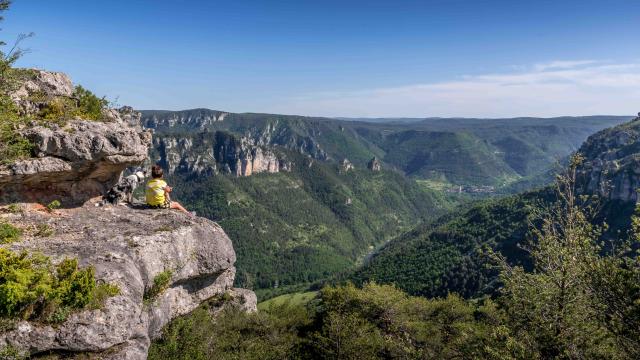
[73, 85, 107, 121]
[0, 249, 118, 322]
[89, 282, 120, 310]
[54, 258, 95, 309]
[0, 223, 21, 244]
[0, 85, 31, 165]
[144, 270, 173, 302]
[37, 86, 107, 122]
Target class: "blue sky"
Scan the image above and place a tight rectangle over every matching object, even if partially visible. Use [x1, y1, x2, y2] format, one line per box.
[3, 0, 640, 117]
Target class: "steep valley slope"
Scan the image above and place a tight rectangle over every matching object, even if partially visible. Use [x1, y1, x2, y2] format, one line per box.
[156, 149, 454, 299]
[350, 115, 640, 299]
[139, 109, 630, 299]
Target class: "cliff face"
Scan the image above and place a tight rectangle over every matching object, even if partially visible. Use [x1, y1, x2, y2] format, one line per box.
[0, 71, 256, 359]
[141, 109, 228, 130]
[140, 109, 329, 164]
[152, 131, 291, 177]
[577, 114, 640, 203]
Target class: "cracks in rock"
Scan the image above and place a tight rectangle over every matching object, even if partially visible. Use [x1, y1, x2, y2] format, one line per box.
[171, 270, 228, 295]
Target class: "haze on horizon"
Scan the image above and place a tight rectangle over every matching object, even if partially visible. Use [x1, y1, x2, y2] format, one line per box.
[4, 0, 640, 118]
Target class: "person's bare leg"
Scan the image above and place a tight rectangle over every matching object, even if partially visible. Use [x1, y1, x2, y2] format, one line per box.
[170, 201, 190, 214]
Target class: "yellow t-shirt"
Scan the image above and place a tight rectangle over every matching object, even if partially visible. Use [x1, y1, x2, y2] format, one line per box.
[146, 179, 167, 206]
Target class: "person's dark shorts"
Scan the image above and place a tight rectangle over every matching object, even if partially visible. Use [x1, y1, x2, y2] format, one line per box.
[147, 198, 171, 209]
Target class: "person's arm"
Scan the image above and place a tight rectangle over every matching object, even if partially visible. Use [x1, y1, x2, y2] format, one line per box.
[164, 184, 172, 200]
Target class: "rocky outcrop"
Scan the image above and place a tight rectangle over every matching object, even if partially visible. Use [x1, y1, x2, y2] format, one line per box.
[9, 70, 74, 116]
[0, 70, 151, 206]
[0, 204, 255, 359]
[577, 115, 640, 202]
[341, 158, 354, 172]
[153, 131, 291, 177]
[154, 136, 216, 176]
[214, 133, 289, 177]
[367, 157, 381, 171]
[0, 70, 256, 359]
[0, 117, 151, 206]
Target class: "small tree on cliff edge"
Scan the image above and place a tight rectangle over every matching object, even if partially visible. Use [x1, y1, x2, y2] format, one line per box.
[0, 0, 11, 76]
[1, 1, 33, 74]
[0, 0, 34, 163]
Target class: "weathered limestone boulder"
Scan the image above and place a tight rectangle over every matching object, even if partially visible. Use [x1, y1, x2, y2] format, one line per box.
[0, 204, 256, 359]
[0, 70, 152, 206]
[0, 119, 151, 205]
[10, 70, 74, 116]
[577, 115, 640, 202]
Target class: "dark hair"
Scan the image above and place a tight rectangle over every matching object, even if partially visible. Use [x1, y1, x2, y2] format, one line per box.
[151, 165, 164, 178]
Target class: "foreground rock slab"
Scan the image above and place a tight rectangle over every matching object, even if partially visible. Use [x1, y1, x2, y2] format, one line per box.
[0, 203, 256, 359]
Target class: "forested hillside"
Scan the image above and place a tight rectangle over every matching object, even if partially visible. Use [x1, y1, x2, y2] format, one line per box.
[165, 150, 455, 299]
[140, 110, 631, 299]
[151, 171, 640, 358]
[349, 116, 640, 299]
[151, 128, 640, 357]
[349, 189, 547, 298]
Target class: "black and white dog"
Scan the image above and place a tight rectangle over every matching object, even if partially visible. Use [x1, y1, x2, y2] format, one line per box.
[101, 169, 147, 205]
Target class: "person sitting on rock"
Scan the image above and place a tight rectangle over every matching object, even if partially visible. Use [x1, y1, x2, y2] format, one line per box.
[146, 164, 190, 214]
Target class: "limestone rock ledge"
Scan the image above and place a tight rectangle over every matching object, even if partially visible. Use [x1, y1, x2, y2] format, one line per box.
[0, 204, 256, 359]
[0, 119, 151, 206]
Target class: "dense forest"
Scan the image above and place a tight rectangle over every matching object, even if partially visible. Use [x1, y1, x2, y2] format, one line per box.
[151, 161, 640, 358]
[143, 109, 630, 299]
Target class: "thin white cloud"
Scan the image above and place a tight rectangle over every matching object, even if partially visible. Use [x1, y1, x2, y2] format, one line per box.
[532, 60, 601, 72]
[266, 61, 640, 118]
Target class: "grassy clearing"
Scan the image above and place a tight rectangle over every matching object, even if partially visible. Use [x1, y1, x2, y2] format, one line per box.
[415, 178, 453, 192]
[258, 291, 318, 310]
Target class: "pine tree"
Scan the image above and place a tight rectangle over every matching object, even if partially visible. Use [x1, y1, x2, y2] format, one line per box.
[498, 154, 618, 358]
